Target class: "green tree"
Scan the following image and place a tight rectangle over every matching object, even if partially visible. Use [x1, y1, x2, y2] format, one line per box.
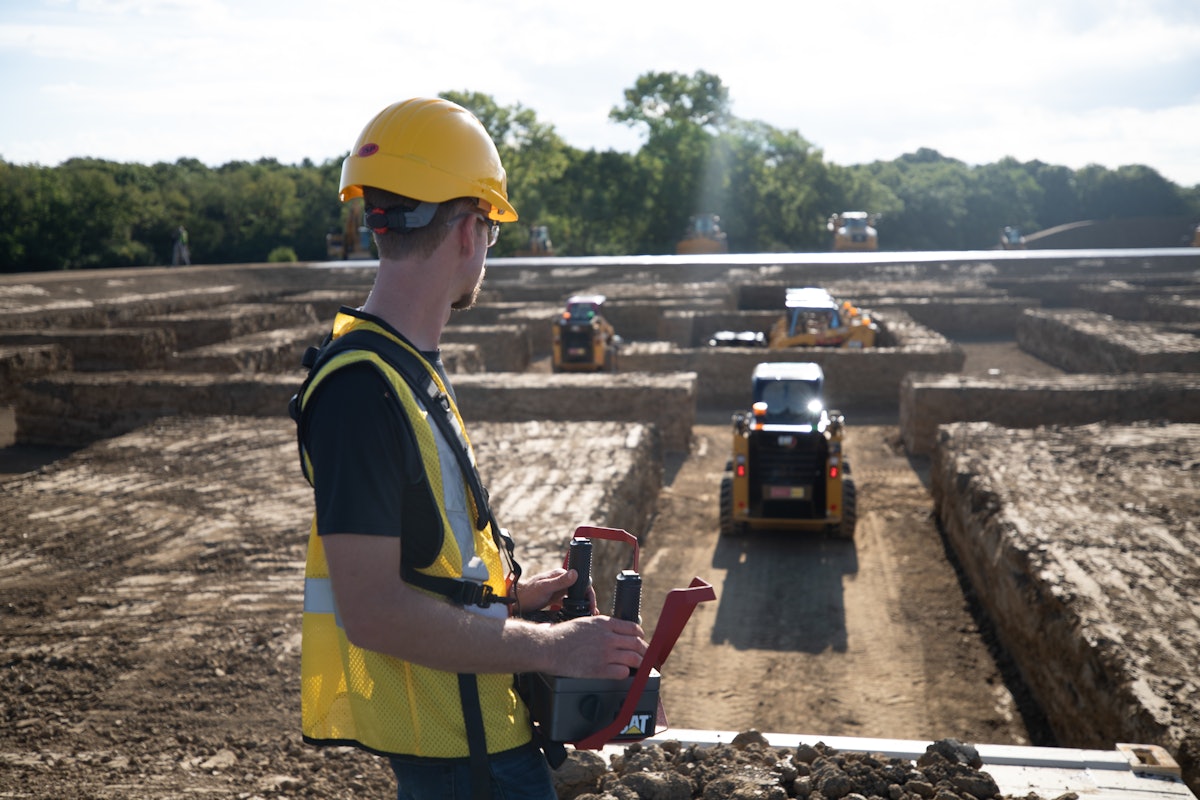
[1076, 164, 1189, 220]
[292, 157, 345, 261]
[963, 158, 1043, 248]
[610, 70, 733, 252]
[1030, 162, 1079, 230]
[37, 159, 157, 269]
[868, 150, 971, 250]
[719, 119, 831, 252]
[0, 163, 62, 270]
[610, 70, 731, 135]
[557, 148, 655, 255]
[4, 73, 1199, 270]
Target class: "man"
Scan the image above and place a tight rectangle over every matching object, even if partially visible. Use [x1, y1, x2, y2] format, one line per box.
[291, 97, 647, 800]
[172, 225, 190, 266]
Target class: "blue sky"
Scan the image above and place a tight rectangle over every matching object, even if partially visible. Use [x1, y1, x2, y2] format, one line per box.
[3, 0, 1199, 187]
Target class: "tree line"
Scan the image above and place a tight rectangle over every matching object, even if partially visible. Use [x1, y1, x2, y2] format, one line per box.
[2, 70, 1197, 272]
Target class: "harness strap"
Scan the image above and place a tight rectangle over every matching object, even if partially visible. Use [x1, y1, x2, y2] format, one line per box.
[458, 673, 493, 800]
[402, 569, 514, 608]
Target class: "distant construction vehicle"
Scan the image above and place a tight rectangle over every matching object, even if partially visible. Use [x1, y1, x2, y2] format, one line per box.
[515, 224, 555, 257]
[551, 294, 619, 372]
[828, 211, 878, 252]
[768, 287, 878, 349]
[999, 226, 1027, 250]
[325, 200, 375, 260]
[676, 213, 729, 255]
[719, 362, 856, 539]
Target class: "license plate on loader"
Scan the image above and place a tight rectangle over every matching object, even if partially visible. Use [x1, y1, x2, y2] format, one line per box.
[765, 485, 809, 500]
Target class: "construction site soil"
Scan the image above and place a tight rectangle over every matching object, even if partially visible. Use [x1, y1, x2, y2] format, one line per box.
[1, 255, 1197, 799]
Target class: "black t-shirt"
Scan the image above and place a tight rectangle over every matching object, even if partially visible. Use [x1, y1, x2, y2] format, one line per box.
[303, 360, 444, 570]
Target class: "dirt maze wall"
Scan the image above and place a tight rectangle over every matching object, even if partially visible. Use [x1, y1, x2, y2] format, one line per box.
[1, 249, 1199, 792]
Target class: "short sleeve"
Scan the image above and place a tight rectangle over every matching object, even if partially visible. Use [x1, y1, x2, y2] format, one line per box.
[303, 363, 417, 538]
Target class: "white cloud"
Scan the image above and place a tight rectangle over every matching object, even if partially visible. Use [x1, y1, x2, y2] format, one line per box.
[1, 0, 1198, 186]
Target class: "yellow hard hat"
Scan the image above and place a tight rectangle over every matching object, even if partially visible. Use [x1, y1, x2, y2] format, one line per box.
[339, 97, 518, 222]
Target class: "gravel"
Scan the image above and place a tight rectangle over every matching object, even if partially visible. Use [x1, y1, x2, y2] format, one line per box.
[552, 732, 1063, 800]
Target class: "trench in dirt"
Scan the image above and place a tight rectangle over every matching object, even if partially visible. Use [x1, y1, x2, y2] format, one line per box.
[636, 416, 1049, 751]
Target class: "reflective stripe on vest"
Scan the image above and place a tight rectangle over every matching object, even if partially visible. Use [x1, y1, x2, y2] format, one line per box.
[304, 576, 334, 615]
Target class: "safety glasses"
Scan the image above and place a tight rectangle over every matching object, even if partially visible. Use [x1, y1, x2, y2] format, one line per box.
[448, 211, 500, 248]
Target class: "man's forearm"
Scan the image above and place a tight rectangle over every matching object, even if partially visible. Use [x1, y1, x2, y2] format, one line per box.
[340, 579, 555, 674]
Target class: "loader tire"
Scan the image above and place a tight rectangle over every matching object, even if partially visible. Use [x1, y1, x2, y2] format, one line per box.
[835, 477, 857, 540]
[719, 475, 737, 537]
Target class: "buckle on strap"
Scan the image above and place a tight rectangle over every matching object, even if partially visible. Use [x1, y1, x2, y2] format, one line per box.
[455, 581, 515, 609]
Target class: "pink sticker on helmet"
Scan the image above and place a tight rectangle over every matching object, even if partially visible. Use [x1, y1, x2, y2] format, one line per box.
[357, 143, 379, 158]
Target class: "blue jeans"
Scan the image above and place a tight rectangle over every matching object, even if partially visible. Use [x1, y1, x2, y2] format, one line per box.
[389, 744, 556, 800]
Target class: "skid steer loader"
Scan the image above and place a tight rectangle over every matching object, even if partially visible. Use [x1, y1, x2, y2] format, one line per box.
[719, 362, 856, 539]
[767, 286, 878, 349]
[551, 294, 619, 372]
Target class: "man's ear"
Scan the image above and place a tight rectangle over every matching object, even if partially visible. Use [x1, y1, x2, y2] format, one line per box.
[454, 214, 478, 256]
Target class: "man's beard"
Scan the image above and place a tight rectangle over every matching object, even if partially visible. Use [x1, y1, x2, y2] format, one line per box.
[451, 265, 485, 311]
[451, 287, 477, 311]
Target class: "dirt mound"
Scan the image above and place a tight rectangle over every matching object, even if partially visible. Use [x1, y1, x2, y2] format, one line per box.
[557, 734, 1031, 800]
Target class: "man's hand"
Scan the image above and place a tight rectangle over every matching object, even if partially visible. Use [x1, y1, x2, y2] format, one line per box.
[516, 567, 593, 613]
[540, 615, 647, 681]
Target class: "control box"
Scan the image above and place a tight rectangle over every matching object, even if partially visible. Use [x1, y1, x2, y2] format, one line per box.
[521, 668, 661, 743]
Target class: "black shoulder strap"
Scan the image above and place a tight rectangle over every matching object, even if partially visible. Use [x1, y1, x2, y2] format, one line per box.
[291, 327, 522, 606]
[458, 673, 494, 800]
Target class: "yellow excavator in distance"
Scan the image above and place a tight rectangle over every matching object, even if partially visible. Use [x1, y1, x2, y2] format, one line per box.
[325, 199, 375, 260]
[676, 213, 729, 255]
[515, 225, 555, 257]
[828, 211, 878, 252]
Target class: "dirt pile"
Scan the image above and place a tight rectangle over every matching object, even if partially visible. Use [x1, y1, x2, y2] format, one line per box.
[556, 733, 1043, 800]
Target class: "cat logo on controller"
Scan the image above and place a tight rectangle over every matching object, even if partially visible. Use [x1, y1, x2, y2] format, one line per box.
[620, 713, 653, 737]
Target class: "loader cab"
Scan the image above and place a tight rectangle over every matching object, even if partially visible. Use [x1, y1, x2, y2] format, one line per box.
[565, 295, 604, 321]
[676, 213, 729, 255]
[753, 362, 826, 425]
[1000, 226, 1027, 250]
[516, 224, 555, 256]
[783, 287, 841, 338]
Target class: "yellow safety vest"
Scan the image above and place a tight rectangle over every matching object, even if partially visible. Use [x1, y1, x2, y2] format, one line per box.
[295, 310, 531, 758]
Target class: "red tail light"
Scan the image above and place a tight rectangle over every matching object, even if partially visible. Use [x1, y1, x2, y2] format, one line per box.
[736, 464, 746, 477]
[829, 466, 839, 478]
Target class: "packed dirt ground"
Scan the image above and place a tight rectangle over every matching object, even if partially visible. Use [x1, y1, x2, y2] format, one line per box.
[1, 256, 1197, 799]
[0, 339, 1071, 799]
